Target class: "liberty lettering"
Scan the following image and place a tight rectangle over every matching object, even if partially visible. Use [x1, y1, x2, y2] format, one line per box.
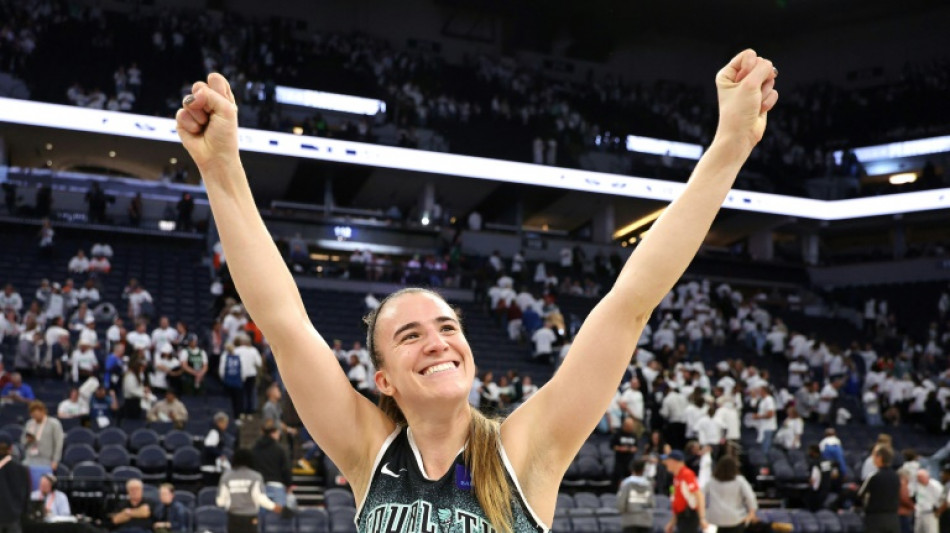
[383, 504, 410, 533]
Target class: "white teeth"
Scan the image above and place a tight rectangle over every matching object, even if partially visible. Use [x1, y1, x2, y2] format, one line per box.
[423, 362, 455, 376]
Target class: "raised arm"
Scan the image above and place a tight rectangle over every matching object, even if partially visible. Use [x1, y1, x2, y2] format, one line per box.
[503, 49, 778, 510]
[176, 74, 394, 495]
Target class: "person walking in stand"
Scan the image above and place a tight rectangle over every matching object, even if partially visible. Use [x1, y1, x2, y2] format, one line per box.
[663, 450, 707, 533]
[217, 448, 283, 533]
[617, 458, 654, 533]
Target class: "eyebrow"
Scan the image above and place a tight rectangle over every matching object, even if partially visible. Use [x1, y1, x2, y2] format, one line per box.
[392, 316, 459, 341]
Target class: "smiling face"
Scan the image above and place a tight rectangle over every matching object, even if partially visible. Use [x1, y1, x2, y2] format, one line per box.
[372, 291, 475, 416]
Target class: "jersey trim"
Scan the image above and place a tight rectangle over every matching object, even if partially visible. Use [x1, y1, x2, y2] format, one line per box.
[499, 440, 551, 532]
[355, 425, 402, 520]
[406, 426, 466, 481]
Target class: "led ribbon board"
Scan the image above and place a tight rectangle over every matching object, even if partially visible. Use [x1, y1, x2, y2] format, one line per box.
[2, 97, 950, 221]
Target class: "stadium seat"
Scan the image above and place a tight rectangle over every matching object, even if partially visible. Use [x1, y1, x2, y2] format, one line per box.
[96, 427, 128, 449]
[262, 509, 296, 533]
[194, 505, 227, 533]
[816, 509, 843, 533]
[162, 429, 194, 452]
[170, 446, 202, 484]
[62, 443, 97, 469]
[552, 515, 573, 532]
[791, 509, 821, 533]
[578, 441, 600, 459]
[557, 492, 576, 510]
[129, 428, 161, 452]
[297, 507, 330, 533]
[173, 490, 196, 511]
[99, 444, 132, 471]
[111, 466, 143, 483]
[70, 461, 108, 518]
[598, 514, 622, 533]
[575, 456, 610, 488]
[571, 515, 600, 532]
[599, 493, 615, 509]
[324, 487, 356, 509]
[64, 427, 97, 449]
[837, 511, 863, 533]
[328, 506, 356, 533]
[0, 424, 22, 442]
[198, 486, 219, 507]
[134, 444, 168, 483]
[573, 491, 601, 509]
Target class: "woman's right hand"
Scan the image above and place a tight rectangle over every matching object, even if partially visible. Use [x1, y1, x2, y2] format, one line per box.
[176, 73, 241, 175]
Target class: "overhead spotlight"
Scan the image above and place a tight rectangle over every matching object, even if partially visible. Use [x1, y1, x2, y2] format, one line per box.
[45, 143, 53, 151]
[292, 126, 303, 135]
[541, 224, 549, 231]
[888, 172, 917, 185]
[46, 160, 52, 167]
[621, 241, 628, 248]
[169, 157, 178, 164]
[421, 215, 430, 226]
[108, 151, 116, 158]
[450, 217, 457, 224]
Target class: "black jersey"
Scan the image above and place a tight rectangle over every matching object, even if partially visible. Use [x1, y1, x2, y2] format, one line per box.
[356, 426, 548, 533]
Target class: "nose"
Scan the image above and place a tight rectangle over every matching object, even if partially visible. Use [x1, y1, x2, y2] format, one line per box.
[423, 331, 450, 355]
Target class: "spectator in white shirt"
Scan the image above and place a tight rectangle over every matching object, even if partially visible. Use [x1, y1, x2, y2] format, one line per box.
[88, 255, 111, 275]
[57, 387, 88, 419]
[222, 305, 247, 344]
[71, 339, 99, 383]
[68, 250, 90, 274]
[91, 243, 114, 258]
[0, 284, 23, 313]
[77, 279, 100, 305]
[751, 386, 777, 454]
[774, 406, 804, 450]
[531, 322, 557, 364]
[818, 379, 842, 425]
[233, 334, 262, 416]
[126, 284, 153, 320]
[126, 320, 152, 362]
[151, 316, 179, 350]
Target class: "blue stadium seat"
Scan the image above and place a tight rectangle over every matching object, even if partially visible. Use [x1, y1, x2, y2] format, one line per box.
[573, 491, 601, 509]
[111, 466, 143, 483]
[598, 513, 622, 533]
[571, 515, 600, 532]
[297, 507, 330, 533]
[134, 444, 168, 483]
[324, 487, 356, 509]
[173, 490, 196, 511]
[552, 515, 573, 532]
[328, 506, 356, 533]
[170, 446, 202, 484]
[557, 492, 576, 511]
[194, 505, 227, 533]
[129, 428, 161, 452]
[599, 493, 615, 509]
[96, 427, 128, 449]
[262, 509, 296, 533]
[816, 509, 843, 533]
[64, 427, 97, 449]
[99, 444, 131, 471]
[792, 509, 821, 533]
[198, 486, 219, 507]
[162, 429, 194, 452]
[62, 443, 97, 469]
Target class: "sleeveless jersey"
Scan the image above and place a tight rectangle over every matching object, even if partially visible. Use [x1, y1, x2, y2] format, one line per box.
[356, 426, 548, 533]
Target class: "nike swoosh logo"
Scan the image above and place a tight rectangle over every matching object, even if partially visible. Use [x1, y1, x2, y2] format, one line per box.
[381, 462, 401, 478]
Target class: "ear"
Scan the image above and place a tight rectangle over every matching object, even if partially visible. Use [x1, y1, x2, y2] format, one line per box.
[375, 369, 394, 396]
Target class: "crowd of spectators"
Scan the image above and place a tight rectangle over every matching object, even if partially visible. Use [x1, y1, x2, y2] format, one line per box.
[2, 0, 948, 198]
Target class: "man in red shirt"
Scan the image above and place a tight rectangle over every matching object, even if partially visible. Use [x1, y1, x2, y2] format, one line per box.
[662, 450, 707, 533]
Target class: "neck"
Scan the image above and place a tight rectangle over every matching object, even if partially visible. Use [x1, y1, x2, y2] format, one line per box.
[403, 402, 472, 479]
